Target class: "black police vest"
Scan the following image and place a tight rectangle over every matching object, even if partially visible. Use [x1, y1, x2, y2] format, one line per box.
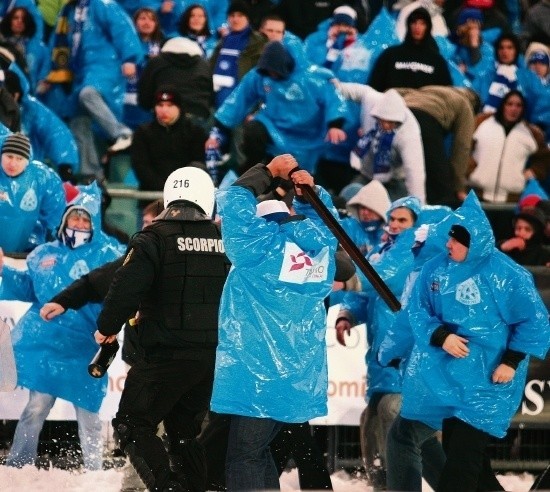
[138, 219, 229, 351]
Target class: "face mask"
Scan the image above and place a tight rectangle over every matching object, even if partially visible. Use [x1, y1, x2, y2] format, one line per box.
[62, 227, 92, 249]
[361, 219, 383, 232]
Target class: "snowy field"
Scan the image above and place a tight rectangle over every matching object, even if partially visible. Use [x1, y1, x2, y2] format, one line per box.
[0, 464, 537, 491]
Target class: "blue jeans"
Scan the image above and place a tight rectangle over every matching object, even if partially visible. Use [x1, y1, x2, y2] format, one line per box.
[79, 86, 131, 141]
[70, 85, 131, 178]
[361, 392, 402, 470]
[225, 415, 284, 491]
[6, 390, 103, 470]
[386, 415, 446, 492]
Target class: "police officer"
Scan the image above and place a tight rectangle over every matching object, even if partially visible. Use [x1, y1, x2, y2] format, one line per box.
[94, 167, 230, 492]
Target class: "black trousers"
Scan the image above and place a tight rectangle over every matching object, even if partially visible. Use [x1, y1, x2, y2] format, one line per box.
[241, 120, 272, 174]
[114, 355, 215, 491]
[437, 417, 505, 492]
[315, 158, 360, 197]
[271, 422, 333, 490]
[411, 108, 457, 206]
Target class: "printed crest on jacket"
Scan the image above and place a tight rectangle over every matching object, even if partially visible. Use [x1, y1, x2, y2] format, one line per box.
[279, 242, 330, 283]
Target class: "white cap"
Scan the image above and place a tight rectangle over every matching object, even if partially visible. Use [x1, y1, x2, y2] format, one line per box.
[161, 37, 203, 57]
[333, 5, 358, 20]
[256, 200, 291, 222]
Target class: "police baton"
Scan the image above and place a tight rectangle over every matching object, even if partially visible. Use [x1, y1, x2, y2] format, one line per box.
[296, 183, 401, 313]
[88, 339, 119, 378]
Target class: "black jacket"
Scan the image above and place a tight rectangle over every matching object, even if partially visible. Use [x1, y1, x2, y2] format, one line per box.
[131, 116, 207, 192]
[97, 204, 231, 358]
[48, 257, 143, 364]
[368, 36, 452, 92]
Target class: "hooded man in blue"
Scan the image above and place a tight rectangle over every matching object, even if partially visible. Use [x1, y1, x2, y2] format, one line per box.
[378, 206, 455, 492]
[6, 65, 80, 180]
[335, 195, 423, 486]
[2, 182, 125, 470]
[210, 154, 338, 490]
[0, 132, 66, 253]
[403, 191, 550, 491]
[209, 41, 348, 174]
[40, 0, 143, 179]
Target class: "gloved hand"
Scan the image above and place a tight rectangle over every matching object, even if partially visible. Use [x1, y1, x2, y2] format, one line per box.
[412, 223, 429, 257]
[387, 358, 402, 369]
[58, 164, 76, 184]
[414, 224, 429, 244]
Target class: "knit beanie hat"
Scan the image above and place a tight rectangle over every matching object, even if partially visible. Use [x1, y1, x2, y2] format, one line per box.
[339, 182, 363, 203]
[515, 207, 546, 236]
[448, 224, 471, 247]
[456, 7, 483, 26]
[526, 41, 550, 66]
[332, 5, 357, 27]
[2, 132, 30, 160]
[154, 86, 183, 108]
[227, 0, 250, 18]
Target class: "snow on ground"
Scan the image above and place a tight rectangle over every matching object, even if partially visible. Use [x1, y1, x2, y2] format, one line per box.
[0, 464, 536, 491]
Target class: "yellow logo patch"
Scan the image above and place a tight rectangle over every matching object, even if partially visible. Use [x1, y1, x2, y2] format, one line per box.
[122, 248, 134, 266]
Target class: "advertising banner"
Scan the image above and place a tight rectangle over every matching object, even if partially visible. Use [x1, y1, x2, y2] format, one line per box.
[0, 301, 549, 428]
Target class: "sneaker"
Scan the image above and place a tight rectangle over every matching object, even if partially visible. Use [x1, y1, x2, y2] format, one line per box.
[108, 134, 133, 153]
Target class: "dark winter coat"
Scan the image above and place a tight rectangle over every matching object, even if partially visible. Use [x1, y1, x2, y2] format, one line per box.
[368, 33, 452, 92]
[48, 257, 143, 365]
[131, 116, 207, 192]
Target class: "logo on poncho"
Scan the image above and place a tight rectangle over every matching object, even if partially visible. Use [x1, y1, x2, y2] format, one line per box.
[20, 189, 38, 212]
[279, 242, 329, 284]
[69, 259, 90, 280]
[455, 278, 481, 305]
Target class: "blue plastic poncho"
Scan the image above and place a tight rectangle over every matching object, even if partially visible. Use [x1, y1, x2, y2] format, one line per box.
[0, 154, 65, 253]
[1, 0, 45, 41]
[159, 0, 228, 38]
[116, 0, 161, 16]
[210, 185, 339, 423]
[304, 16, 390, 165]
[215, 65, 348, 173]
[340, 197, 423, 399]
[11, 66, 80, 172]
[3, 182, 125, 412]
[45, 0, 143, 120]
[472, 62, 550, 126]
[378, 205, 454, 368]
[401, 192, 550, 436]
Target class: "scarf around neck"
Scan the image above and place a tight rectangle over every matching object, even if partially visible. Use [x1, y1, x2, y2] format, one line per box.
[353, 121, 397, 180]
[46, 0, 90, 84]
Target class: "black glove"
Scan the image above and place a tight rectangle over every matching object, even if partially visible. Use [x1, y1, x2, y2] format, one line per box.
[58, 164, 76, 184]
[387, 358, 402, 369]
